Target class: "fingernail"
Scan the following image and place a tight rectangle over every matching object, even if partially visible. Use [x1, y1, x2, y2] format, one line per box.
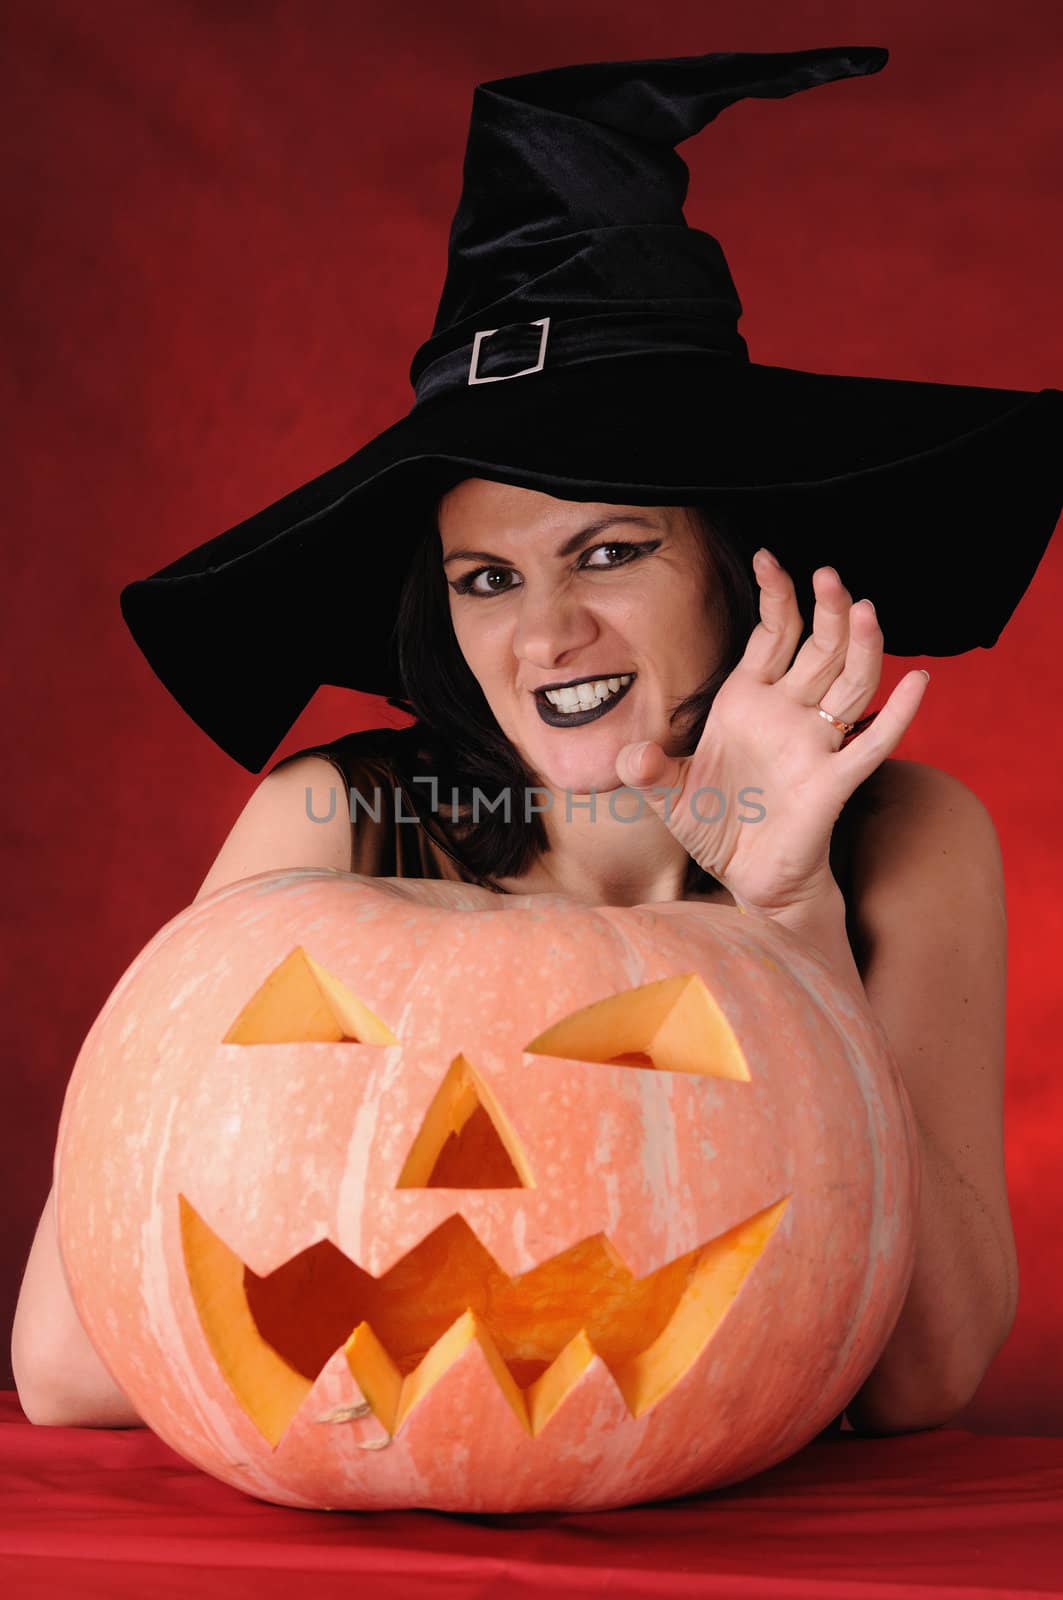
[919, 669, 930, 682]
[754, 547, 779, 568]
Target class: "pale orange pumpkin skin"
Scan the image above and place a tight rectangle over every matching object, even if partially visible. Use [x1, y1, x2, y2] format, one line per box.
[55, 870, 919, 1512]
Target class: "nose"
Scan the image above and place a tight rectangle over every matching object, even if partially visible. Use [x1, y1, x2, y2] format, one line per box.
[512, 587, 600, 675]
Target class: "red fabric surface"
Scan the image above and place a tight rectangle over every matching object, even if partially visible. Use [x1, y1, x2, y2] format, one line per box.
[4, 0, 1062, 1453]
[2, 1395, 1062, 1599]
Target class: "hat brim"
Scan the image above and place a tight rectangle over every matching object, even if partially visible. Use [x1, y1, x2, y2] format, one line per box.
[119, 353, 1063, 770]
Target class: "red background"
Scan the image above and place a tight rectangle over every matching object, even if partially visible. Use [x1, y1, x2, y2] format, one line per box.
[3, 0, 1060, 1431]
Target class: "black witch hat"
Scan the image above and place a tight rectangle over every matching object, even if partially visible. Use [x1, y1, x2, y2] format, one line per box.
[119, 45, 1062, 771]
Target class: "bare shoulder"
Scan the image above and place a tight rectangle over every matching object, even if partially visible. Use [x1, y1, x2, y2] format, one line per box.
[191, 754, 352, 905]
[850, 756, 999, 837]
[266, 751, 350, 789]
[247, 751, 354, 819]
[845, 757, 1003, 920]
[859, 756, 993, 812]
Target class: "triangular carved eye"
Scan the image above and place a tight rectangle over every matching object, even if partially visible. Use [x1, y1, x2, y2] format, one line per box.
[523, 974, 751, 1080]
[223, 947, 399, 1045]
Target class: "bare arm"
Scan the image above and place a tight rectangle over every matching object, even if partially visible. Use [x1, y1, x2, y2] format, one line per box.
[841, 761, 1015, 1433]
[11, 1185, 145, 1426]
[769, 760, 1015, 1433]
[11, 754, 352, 1427]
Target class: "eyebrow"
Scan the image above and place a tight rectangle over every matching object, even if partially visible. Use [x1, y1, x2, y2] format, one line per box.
[441, 514, 662, 568]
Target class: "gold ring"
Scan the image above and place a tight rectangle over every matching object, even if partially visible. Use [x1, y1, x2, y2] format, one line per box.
[816, 706, 855, 735]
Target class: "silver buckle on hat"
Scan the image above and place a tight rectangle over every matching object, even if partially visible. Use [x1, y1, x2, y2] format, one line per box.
[468, 316, 550, 384]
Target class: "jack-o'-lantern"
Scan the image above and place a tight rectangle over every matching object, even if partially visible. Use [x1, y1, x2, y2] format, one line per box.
[54, 870, 918, 1512]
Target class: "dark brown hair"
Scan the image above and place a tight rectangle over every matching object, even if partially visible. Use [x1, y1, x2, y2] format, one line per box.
[384, 489, 875, 896]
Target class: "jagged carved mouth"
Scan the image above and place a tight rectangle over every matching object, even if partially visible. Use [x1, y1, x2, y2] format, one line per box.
[179, 1194, 790, 1450]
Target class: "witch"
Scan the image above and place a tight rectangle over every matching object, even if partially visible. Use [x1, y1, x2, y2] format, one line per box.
[14, 46, 1061, 1434]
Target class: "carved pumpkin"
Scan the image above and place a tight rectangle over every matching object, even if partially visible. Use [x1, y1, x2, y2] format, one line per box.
[54, 870, 918, 1512]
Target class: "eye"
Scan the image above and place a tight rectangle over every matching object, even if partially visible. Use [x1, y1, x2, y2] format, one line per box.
[524, 975, 751, 1080]
[580, 541, 648, 568]
[451, 565, 516, 598]
[449, 540, 657, 599]
[222, 948, 398, 1045]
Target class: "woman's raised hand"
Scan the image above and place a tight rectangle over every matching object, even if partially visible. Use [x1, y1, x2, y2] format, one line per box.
[613, 548, 930, 915]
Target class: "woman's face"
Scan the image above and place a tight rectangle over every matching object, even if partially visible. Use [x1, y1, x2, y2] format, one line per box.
[437, 477, 722, 794]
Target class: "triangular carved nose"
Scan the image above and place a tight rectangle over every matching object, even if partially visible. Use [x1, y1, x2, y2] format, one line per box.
[396, 1054, 534, 1189]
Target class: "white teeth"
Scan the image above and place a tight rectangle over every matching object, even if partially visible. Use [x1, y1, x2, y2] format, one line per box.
[543, 674, 633, 713]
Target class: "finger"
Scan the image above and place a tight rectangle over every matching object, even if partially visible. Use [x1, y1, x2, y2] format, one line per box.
[782, 567, 855, 703]
[614, 739, 676, 790]
[794, 591, 884, 724]
[823, 596, 884, 720]
[741, 549, 805, 683]
[832, 670, 930, 787]
[614, 742, 695, 836]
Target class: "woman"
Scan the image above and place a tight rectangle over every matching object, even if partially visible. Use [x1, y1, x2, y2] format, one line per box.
[13, 45, 1058, 1436]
